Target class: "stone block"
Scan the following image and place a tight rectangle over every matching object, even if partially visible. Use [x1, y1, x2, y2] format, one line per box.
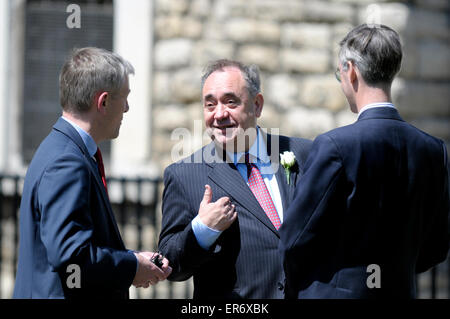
[399, 41, 419, 79]
[155, 0, 189, 15]
[224, 18, 281, 44]
[193, 41, 235, 66]
[417, 41, 450, 80]
[302, 1, 353, 23]
[409, 9, 449, 41]
[258, 103, 281, 130]
[226, 0, 304, 21]
[299, 75, 347, 112]
[359, 4, 448, 41]
[155, 16, 203, 39]
[190, 0, 212, 18]
[283, 106, 336, 139]
[331, 23, 354, 54]
[153, 104, 190, 132]
[281, 23, 332, 49]
[203, 22, 227, 40]
[154, 39, 193, 70]
[226, 0, 353, 22]
[335, 109, 357, 127]
[331, 0, 390, 4]
[265, 74, 300, 110]
[225, 0, 352, 23]
[236, 45, 279, 72]
[392, 79, 450, 117]
[152, 71, 171, 104]
[281, 49, 330, 74]
[172, 67, 202, 104]
[415, 0, 449, 11]
[358, 3, 409, 35]
[187, 102, 204, 125]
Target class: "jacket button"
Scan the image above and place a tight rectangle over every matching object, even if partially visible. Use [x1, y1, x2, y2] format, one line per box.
[277, 282, 284, 290]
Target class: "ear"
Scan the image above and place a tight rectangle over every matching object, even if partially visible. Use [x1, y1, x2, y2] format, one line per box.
[254, 93, 264, 118]
[95, 91, 108, 114]
[347, 61, 358, 84]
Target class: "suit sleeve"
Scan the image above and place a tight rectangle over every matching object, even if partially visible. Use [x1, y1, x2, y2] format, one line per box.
[158, 165, 219, 281]
[416, 142, 450, 273]
[38, 153, 137, 291]
[279, 134, 344, 298]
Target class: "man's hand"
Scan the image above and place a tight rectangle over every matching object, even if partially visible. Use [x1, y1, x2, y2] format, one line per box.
[198, 184, 237, 231]
[132, 251, 172, 288]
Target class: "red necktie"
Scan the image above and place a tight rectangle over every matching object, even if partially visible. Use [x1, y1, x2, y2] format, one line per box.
[94, 148, 108, 194]
[245, 153, 281, 230]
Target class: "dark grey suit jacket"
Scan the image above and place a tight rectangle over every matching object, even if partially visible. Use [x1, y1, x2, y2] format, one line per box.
[159, 132, 312, 298]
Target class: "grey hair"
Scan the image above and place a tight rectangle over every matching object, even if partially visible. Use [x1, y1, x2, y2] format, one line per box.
[339, 24, 402, 86]
[59, 47, 134, 113]
[201, 59, 261, 98]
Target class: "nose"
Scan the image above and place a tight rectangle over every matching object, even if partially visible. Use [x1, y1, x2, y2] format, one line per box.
[124, 101, 129, 113]
[214, 103, 228, 120]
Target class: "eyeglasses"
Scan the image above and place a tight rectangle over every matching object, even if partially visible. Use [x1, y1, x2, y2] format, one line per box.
[334, 67, 341, 82]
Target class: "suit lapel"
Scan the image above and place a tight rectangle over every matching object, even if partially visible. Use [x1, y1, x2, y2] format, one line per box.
[53, 118, 126, 249]
[266, 133, 298, 211]
[86, 156, 126, 249]
[205, 142, 279, 235]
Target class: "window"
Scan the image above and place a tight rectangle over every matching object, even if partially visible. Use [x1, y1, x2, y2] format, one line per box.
[23, 0, 113, 163]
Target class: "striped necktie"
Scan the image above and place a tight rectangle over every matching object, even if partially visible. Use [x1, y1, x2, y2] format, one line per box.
[245, 153, 281, 230]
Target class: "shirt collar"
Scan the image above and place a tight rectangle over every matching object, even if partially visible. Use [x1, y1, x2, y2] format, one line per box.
[358, 102, 396, 119]
[227, 127, 270, 166]
[61, 116, 98, 158]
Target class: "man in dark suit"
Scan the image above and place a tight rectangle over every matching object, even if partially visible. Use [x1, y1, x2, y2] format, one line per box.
[158, 59, 311, 298]
[279, 24, 449, 298]
[14, 47, 171, 299]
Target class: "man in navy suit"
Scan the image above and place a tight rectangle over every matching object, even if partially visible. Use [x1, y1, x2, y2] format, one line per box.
[279, 24, 449, 298]
[14, 47, 171, 299]
[158, 59, 312, 298]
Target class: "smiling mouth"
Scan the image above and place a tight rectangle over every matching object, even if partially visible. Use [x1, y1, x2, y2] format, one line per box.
[214, 124, 236, 131]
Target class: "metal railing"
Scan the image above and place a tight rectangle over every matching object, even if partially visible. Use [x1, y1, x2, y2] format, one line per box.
[0, 173, 448, 299]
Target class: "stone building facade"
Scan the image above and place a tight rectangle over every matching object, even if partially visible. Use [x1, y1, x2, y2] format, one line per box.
[151, 0, 449, 171]
[0, 0, 448, 299]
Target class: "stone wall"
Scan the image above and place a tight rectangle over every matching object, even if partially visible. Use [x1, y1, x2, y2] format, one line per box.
[152, 0, 450, 171]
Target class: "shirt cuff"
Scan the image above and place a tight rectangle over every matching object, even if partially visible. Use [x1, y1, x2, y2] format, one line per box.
[191, 215, 222, 250]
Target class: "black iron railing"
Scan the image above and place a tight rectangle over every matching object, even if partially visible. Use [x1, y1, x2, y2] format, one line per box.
[0, 173, 448, 299]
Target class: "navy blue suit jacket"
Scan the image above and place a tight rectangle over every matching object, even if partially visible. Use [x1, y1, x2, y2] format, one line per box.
[159, 132, 312, 298]
[279, 108, 449, 298]
[13, 118, 137, 299]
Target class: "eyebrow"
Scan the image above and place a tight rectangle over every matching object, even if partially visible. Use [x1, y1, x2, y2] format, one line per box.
[222, 92, 239, 98]
[204, 93, 215, 100]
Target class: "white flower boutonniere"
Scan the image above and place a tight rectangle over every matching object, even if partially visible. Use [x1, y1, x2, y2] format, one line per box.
[280, 151, 296, 185]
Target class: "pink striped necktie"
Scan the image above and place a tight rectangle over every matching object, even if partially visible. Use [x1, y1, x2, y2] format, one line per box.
[245, 153, 281, 230]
